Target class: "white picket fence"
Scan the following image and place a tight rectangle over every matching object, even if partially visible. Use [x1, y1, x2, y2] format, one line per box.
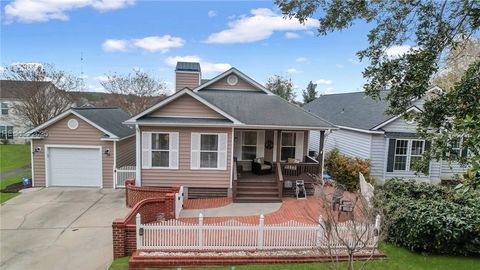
[135, 213, 381, 250]
[114, 166, 136, 188]
[175, 186, 184, 219]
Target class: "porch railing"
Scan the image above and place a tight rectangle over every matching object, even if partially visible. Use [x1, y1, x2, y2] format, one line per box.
[277, 162, 322, 178]
[275, 162, 283, 198]
[115, 166, 136, 188]
[232, 161, 238, 197]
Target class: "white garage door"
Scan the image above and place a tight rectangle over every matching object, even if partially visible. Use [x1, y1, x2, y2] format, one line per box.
[47, 147, 102, 187]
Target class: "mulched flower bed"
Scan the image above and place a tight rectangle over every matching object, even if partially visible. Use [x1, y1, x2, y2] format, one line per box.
[0, 182, 31, 193]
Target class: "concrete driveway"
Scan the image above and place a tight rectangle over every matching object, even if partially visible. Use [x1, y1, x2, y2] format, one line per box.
[0, 187, 129, 270]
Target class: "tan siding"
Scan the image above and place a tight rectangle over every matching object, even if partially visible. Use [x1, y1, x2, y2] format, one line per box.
[206, 76, 261, 91]
[141, 126, 232, 188]
[176, 72, 200, 92]
[116, 136, 136, 168]
[32, 114, 114, 188]
[148, 94, 225, 118]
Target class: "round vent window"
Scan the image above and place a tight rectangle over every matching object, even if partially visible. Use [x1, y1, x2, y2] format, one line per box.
[67, 119, 79, 130]
[227, 74, 238, 86]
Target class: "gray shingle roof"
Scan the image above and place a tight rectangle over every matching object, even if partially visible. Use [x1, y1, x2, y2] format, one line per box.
[176, 62, 201, 72]
[303, 91, 391, 130]
[137, 116, 232, 125]
[73, 107, 134, 138]
[197, 90, 334, 128]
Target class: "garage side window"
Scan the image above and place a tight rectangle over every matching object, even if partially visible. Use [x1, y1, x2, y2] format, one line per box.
[142, 132, 179, 169]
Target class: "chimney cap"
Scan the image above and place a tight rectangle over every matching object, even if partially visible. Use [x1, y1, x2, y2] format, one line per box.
[176, 62, 201, 72]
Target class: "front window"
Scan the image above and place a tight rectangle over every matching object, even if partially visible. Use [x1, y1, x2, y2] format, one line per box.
[0, 126, 13, 140]
[1, 103, 8, 115]
[152, 133, 169, 167]
[450, 139, 461, 157]
[200, 134, 218, 168]
[281, 132, 296, 161]
[241, 131, 257, 160]
[394, 139, 425, 171]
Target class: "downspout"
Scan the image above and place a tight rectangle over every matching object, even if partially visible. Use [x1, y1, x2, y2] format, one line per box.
[135, 124, 141, 186]
[30, 139, 35, 187]
[113, 140, 117, 189]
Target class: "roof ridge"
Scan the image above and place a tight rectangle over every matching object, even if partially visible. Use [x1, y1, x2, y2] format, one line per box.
[73, 106, 120, 110]
[272, 95, 336, 127]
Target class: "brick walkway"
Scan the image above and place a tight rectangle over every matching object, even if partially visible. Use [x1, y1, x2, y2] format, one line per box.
[179, 185, 361, 225]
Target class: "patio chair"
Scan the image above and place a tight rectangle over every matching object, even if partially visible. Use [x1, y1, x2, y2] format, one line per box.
[337, 199, 354, 219]
[295, 180, 307, 200]
[332, 184, 346, 211]
[252, 157, 273, 175]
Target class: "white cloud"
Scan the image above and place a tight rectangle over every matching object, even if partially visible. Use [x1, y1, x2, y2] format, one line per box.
[348, 58, 361, 64]
[0, 66, 5, 74]
[321, 87, 335, 95]
[4, 0, 135, 23]
[295, 57, 308, 63]
[208, 10, 216, 17]
[94, 75, 110, 82]
[102, 39, 128, 52]
[315, 79, 333, 85]
[102, 35, 185, 53]
[287, 68, 299, 74]
[285, 32, 300, 39]
[205, 8, 317, 44]
[133, 36, 185, 53]
[165, 55, 231, 74]
[384, 45, 419, 59]
[305, 30, 315, 36]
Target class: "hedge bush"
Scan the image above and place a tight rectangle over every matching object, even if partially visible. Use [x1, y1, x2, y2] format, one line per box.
[324, 149, 374, 191]
[375, 179, 480, 256]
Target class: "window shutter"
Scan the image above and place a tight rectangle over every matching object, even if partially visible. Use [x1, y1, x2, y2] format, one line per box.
[218, 133, 228, 170]
[295, 131, 304, 161]
[169, 132, 179, 169]
[256, 130, 265, 158]
[461, 143, 468, 158]
[142, 132, 152, 169]
[191, 133, 200, 169]
[386, 139, 396, 172]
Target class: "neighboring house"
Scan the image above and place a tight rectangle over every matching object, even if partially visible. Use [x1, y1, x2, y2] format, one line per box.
[0, 80, 56, 144]
[305, 88, 467, 184]
[26, 107, 135, 188]
[124, 62, 335, 200]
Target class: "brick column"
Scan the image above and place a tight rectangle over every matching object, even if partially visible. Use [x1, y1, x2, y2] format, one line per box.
[112, 219, 126, 259]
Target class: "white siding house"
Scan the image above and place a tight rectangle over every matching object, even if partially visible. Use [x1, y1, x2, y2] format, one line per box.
[305, 88, 467, 184]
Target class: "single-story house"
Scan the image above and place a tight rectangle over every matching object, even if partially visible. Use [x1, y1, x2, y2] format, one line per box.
[124, 62, 336, 201]
[27, 107, 135, 188]
[304, 87, 467, 184]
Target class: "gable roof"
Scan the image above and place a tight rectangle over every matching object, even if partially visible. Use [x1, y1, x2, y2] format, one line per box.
[27, 107, 134, 139]
[197, 90, 335, 128]
[303, 91, 392, 131]
[0, 80, 56, 99]
[193, 68, 274, 95]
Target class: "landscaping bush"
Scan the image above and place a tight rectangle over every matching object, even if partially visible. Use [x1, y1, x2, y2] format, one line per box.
[324, 149, 374, 191]
[375, 179, 480, 256]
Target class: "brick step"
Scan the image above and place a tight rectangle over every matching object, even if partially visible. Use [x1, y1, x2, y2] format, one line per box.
[233, 196, 282, 203]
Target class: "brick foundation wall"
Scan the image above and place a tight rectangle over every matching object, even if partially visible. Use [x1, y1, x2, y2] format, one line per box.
[125, 179, 180, 208]
[113, 194, 175, 259]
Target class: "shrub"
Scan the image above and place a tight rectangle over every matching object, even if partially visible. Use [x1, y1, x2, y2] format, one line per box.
[324, 149, 374, 191]
[375, 179, 480, 256]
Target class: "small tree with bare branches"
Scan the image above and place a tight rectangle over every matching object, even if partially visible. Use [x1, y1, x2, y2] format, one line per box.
[2, 63, 83, 127]
[99, 69, 168, 115]
[306, 185, 381, 270]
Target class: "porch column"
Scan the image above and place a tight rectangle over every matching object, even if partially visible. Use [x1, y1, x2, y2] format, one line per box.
[276, 130, 282, 162]
[318, 130, 326, 180]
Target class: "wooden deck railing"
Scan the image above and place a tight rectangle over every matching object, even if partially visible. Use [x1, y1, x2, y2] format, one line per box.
[278, 162, 322, 179]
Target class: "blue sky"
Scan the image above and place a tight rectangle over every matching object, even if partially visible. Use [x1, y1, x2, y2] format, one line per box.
[1, 0, 374, 100]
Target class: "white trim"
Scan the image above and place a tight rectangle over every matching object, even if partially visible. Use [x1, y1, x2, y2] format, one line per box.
[382, 137, 389, 181]
[113, 140, 117, 189]
[237, 130, 260, 161]
[239, 125, 336, 130]
[135, 125, 141, 186]
[192, 68, 274, 95]
[191, 132, 228, 170]
[27, 109, 119, 139]
[230, 127, 234, 189]
[144, 132, 179, 170]
[391, 138, 426, 172]
[372, 106, 422, 130]
[272, 130, 278, 162]
[125, 88, 242, 124]
[132, 122, 234, 128]
[30, 140, 35, 187]
[148, 115, 226, 119]
[44, 144, 103, 188]
[175, 70, 201, 74]
[337, 125, 385, 134]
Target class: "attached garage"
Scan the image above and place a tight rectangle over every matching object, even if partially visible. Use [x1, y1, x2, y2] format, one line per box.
[28, 107, 136, 188]
[47, 146, 102, 187]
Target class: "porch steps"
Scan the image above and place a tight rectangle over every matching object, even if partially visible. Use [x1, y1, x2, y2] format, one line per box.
[234, 178, 281, 203]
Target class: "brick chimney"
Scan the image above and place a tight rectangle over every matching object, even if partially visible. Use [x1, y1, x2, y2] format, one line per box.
[175, 62, 201, 91]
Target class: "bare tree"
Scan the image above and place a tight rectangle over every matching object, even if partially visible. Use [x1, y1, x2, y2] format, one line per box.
[99, 69, 168, 115]
[2, 63, 83, 127]
[306, 185, 380, 270]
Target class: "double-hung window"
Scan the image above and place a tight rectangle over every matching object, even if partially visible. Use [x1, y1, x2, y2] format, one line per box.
[281, 132, 296, 161]
[191, 133, 228, 170]
[1, 102, 8, 115]
[142, 132, 179, 169]
[241, 131, 257, 160]
[393, 139, 425, 171]
[0, 126, 14, 140]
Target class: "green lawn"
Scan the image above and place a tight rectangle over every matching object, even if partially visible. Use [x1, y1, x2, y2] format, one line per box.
[0, 172, 31, 204]
[109, 244, 480, 270]
[0, 144, 31, 173]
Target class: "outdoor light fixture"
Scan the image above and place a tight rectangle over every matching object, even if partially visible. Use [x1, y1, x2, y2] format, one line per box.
[33, 147, 41, 153]
[104, 149, 111, 156]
